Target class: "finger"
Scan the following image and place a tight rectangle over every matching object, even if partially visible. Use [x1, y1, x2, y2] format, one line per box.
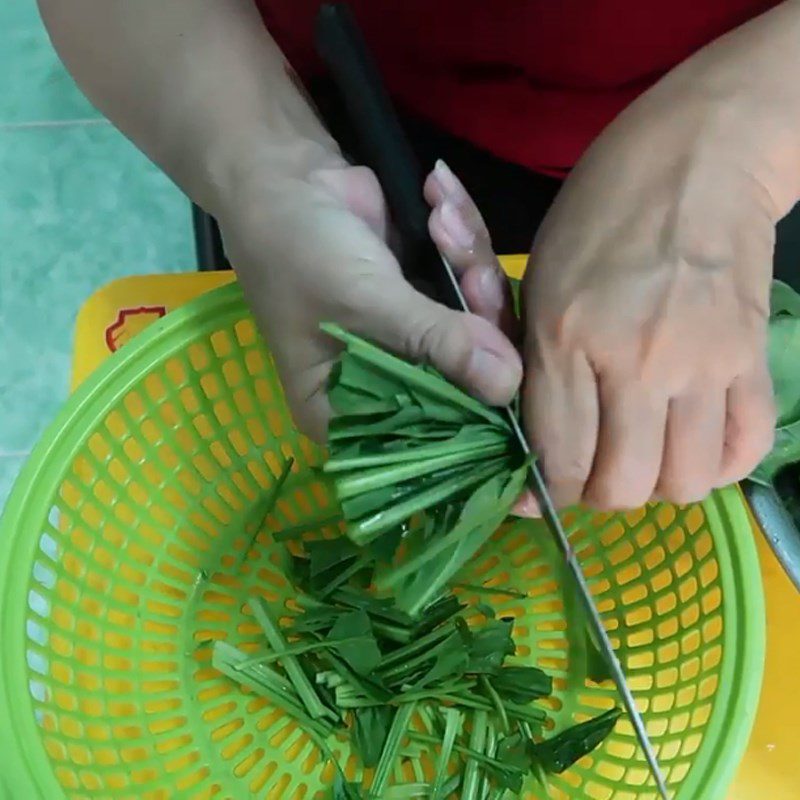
[425, 160, 518, 340]
[355, 274, 523, 407]
[459, 264, 521, 342]
[511, 491, 541, 518]
[425, 160, 496, 271]
[525, 348, 600, 509]
[656, 391, 727, 504]
[718, 365, 775, 486]
[583, 379, 667, 511]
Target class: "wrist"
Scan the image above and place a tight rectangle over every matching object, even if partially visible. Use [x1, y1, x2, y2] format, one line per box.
[198, 124, 346, 220]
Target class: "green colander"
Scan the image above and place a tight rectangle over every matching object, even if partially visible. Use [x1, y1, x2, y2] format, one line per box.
[0, 282, 765, 800]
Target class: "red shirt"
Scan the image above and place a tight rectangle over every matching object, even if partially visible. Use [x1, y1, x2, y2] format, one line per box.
[255, 1, 780, 176]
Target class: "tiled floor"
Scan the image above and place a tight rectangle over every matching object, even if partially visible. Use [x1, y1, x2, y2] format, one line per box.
[0, 0, 195, 509]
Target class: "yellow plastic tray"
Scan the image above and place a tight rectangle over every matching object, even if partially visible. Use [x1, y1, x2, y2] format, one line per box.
[71, 262, 798, 798]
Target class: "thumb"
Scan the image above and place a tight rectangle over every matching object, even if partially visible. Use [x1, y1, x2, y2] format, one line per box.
[357, 278, 523, 406]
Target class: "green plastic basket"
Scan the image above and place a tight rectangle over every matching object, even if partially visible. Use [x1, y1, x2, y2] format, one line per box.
[0, 283, 765, 800]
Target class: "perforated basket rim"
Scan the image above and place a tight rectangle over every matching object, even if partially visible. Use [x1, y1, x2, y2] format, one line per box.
[0, 282, 766, 800]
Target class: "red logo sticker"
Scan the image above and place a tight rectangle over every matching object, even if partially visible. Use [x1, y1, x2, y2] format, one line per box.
[105, 305, 167, 352]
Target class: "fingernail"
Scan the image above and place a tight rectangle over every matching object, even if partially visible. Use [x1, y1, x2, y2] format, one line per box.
[478, 266, 505, 311]
[467, 348, 518, 403]
[511, 491, 541, 518]
[440, 201, 476, 252]
[435, 159, 468, 200]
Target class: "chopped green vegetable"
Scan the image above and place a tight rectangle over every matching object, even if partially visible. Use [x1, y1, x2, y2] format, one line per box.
[211, 641, 334, 744]
[532, 708, 624, 773]
[328, 609, 382, 676]
[751, 280, 800, 485]
[488, 666, 552, 705]
[333, 769, 366, 799]
[353, 705, 396, 768]
[249, 596, 334, 722]
[461, 710, 488, 800]
[241, 457, 294, 565]
[771, 279, 800, 319]
[369, 701, 417, 799]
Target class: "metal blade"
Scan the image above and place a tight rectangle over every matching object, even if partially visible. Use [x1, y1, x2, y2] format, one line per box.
[437, 251, 670, 800]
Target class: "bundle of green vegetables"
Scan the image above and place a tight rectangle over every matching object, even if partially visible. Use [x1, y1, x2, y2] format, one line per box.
[213, 540, 620, 799]
[320, 323, 529, 618]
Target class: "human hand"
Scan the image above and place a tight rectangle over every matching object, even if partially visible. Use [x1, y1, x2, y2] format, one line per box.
[222, 154, 521, 440]
[522, 64, 784, 510]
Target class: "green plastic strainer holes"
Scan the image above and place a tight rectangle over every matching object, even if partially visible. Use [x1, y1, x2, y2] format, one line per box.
[0, 283, 765, 800]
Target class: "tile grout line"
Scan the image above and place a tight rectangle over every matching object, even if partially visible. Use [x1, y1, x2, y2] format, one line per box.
[0, 118, 111, 131]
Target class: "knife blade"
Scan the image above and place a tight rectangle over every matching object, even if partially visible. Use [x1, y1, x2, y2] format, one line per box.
[314, 4, 668, 797]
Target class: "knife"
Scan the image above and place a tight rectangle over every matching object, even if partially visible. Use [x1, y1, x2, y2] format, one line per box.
[314, 4, 669, 798]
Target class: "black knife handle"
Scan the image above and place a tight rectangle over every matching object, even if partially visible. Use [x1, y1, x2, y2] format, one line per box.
[314, 2, 461, 309]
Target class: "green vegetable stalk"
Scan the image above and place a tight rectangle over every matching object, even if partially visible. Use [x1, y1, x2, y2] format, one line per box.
[321, 323, 528, 616]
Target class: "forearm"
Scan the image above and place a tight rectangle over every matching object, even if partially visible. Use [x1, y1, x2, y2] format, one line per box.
[671, 0, 800, 216]
[38, 0, 341, 214]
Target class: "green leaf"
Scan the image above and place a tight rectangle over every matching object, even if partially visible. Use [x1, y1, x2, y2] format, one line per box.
[465, 618, 516, 674]
[331, 586, 415, 628]
[752, 300, 800, 483]
[413, 594, 465, 633]
[494, 732, 532, 787]
[408, 634, 469, 690]
[771, 279, 800, 319]
[368, 701, 418, 799]
[488, 666, 552, 705]
[382, 465, 528, 617]
[461, 710, 488, 800]
[333, 769, 366, 800]
[379, 625, 455, 673]
[380, 630, 460, 685]
[302, 538, 372, 597]
[240, 457, 294, 565]
[768, 316, 800, 427]
[249, 597, 335, 722]
[211, 641, 334, 742]
[325, 652, 393, 704]
[353, 705, 396, 768]
[478, 675, 510, 734]
[453, 582, 528, 600]
[308, 537, 362, 580]
[533, 708, 623, 774]
[322, 323, 509, 428]
[429, 708, 462, 800]
[750, 419, 800, 486]
[328, 610, 383, 676]
[383, 785, 438, 799]
[406, 730, 525, 785]
[234, 635, 376, 671]
[584, 624, 614, 684]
